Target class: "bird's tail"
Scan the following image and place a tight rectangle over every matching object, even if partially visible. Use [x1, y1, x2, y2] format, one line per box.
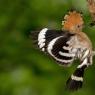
[66, 65, 87, 91]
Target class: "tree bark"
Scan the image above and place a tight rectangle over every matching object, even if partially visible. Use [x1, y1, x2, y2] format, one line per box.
[87, 0, 95, 26]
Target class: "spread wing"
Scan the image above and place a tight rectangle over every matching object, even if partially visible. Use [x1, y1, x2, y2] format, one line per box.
[30, 28, 75, 66]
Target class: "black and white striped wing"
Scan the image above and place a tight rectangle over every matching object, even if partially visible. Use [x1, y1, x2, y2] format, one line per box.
[31, 28, 75, 66]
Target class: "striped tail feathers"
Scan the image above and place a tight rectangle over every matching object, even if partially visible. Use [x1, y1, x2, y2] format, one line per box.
[66, 63, 87, 91]
[66, 48, 92, 91]
[66, 65, 86, 91]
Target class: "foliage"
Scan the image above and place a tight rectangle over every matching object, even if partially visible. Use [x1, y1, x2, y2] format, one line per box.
[0, 0, 95, 95]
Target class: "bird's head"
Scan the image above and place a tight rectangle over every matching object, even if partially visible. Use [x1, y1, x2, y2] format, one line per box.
[62, 11, 84, 33]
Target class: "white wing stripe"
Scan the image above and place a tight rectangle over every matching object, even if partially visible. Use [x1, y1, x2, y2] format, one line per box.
[38, 35, 45, 41]
[47, 36, 60, 53]
[77, 58, 87, 68]
[38, 39, 45, 45]
[63, 46, 72, 50]
[47, 36, 73, 63]
[39, 43, 45, 48]
[59, 51, 75, 57]
[42, 48, 45, 51]
[38, 28, 48, 50]
[38, 28, 48, 41]
[82, 49, 89, 60]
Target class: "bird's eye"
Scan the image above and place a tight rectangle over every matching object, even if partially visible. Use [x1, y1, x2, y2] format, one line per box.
[77, 25, 80, 28]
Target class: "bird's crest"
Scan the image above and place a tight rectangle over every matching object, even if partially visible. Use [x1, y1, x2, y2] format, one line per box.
[62, 11, 84, 31]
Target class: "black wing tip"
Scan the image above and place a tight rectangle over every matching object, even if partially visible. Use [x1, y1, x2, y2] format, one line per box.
[66, 77, 83, 91]
[28, 28, 48, 39]
[28, 31, 38, 38]
[27, 31, 40, 47]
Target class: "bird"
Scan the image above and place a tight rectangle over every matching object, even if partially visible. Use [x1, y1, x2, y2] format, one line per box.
[30, 11, 93, 91]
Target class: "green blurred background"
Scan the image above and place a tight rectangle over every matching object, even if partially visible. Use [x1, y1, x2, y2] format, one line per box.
[0, 0, 95, 95]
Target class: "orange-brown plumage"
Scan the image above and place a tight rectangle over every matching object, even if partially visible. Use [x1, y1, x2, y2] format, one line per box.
[62, 11, 84, 32]
[62, 11, 92, 53]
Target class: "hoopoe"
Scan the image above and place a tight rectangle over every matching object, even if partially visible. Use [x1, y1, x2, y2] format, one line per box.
[30, 11, 93, 91]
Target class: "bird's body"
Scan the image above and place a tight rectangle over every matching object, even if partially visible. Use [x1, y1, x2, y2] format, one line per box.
[30, 11, 94, 91]
[36, 28, 93, 66]
[67, 31, 93, 61]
